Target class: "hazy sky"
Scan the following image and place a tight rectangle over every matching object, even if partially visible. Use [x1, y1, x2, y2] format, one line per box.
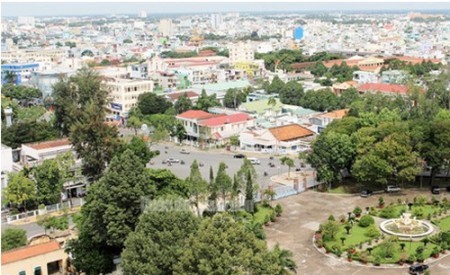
[2, 2, 450, 17]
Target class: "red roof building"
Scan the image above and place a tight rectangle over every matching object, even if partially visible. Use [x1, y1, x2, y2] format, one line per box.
[358, 83, 409, 96]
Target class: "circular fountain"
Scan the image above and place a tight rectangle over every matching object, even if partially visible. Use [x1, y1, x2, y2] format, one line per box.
[379, 212, 434, 238]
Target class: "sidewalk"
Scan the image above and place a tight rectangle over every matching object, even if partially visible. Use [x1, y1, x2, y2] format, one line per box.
[10, 206, 81, 226]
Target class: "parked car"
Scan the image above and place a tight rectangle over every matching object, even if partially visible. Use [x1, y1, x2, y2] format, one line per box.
[431, 186, 440, 194]
[385, 185, 401, 193]
[360, 190, 373, 198]
[180, 149, 190, 154]
[248, 157, 260, 165]
[233, 154, 246, 159]
[165, 158, 180, 163]
[409, 264, 429, 274]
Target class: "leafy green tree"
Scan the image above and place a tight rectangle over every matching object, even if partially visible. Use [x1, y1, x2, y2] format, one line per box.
[272, 244, 297, 274]
[187, 160, 208, 216]
[174, 92, 193, 114]
[37, 214, 69, 234]
[118, 136, 154, 165]
[279, 80, 304, 105]
[224, 88, 247, 108]
[1, 228, 27, 251]
[67, 150, 154, 274]
[339, 87, 360, 108]
[4, 172, 36, 211]
[174, 213, 286, 274]
[137, 92, 173, 115]
[1, 121, 59, 149]
[2, 84, 42, 100]
[229, 135, 240, 149]
[121, 199, 199, 274]
[146, 168, 189, 198]
[244, 170, 255, 213]
[33, 159, 63, 205]
[171, 121, 186, 143]
[321, 220, 340, 241]
[308, 62, 328, 77]
[266, 76, 285, 94]
[215, 162, 232, 210]
[195, 89, 220, 111]
[280, 156, 295, 178]
[308, 132, 355, 188]
[299, 88, 340, 111]
[126, 115, 141, 135]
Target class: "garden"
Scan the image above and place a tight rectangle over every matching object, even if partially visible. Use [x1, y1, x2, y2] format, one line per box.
[314, 195, 450, 266]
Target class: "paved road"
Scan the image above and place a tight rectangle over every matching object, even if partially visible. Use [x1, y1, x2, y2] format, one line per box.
[149, 143, 304, 189]
[2, 217, 75, 238]
[265, 190, 450, 275]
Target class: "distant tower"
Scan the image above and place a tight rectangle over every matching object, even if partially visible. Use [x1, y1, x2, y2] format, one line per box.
[138, 10, 147, 18]
[4, 107, 13, 128]
[293, 26, 304, 41]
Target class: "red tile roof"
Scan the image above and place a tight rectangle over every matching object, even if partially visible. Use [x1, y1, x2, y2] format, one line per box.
[358, 83, 409, 95]
[166, 91, 199, 100]
[24, 138, 71, 150]
[177, 110, 224, 120]
[199, 113, 252, 127]
[390, 56, 441, 65]
[2, 241, 61, 265]
[269, 124, 315, 142]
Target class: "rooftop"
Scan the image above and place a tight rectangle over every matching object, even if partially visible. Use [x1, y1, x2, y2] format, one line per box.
[24, 138, 71, 150]
[269, 124, 314, 142]
[177, 110, 224, 120]
[240, 98, 283, 114]
[166, 91, 199, 100]
[199, 113, 252, 127]
[192, 79, 251, 92]
[358, 83, 409, 95]
[317, 108, 349, 119]
[2, 241, 61, 265]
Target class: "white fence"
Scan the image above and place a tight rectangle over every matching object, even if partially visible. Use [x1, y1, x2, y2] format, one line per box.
[2, 198, 84, 225]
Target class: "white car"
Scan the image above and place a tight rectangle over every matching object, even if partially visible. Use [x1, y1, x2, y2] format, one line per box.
[165, 158, 180, 163]
[180, 149, 190, 154]
[248, 157, 261, 165]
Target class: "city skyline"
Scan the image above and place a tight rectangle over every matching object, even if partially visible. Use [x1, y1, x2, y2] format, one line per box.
[2, 2, 450, 17]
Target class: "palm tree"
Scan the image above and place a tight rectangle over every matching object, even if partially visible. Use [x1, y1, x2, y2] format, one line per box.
[3, 70, 17, 84]
[273, 244, 297, 274]
[280, 156, 295, 179]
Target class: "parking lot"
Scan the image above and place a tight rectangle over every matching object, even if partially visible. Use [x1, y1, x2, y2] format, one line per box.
[265, 190, 450, 275]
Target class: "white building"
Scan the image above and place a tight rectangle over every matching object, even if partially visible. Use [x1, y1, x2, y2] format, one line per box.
[104, 78, 154, 118]
[1, 144, 13, 191]
[17, 16, 35, 26]
[352, 71, 379, 84]
[228, 42, 254, 63]
[159, 19, 174, 37]
[211, 14, 223, 29]
[138, 10, 147, 18]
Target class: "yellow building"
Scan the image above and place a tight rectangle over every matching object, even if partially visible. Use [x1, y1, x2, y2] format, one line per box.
[2, 241, 68, 275]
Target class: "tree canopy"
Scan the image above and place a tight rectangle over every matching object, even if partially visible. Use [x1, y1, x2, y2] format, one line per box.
[137, 92, 173, 115]
[1, 228, 27, 252]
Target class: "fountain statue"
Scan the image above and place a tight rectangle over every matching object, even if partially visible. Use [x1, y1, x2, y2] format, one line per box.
[380, 211, 434, 238]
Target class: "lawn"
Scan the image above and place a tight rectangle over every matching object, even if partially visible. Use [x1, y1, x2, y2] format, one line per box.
[253, 205, 274, 224]
[369, 241, 438, 264]
[325, 224, 372, 250]
[435, 216, 450, 232]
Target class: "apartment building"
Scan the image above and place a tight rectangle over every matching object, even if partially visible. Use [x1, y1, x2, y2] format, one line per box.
[228, 42, 254, 63]
[104, 77, 154, 117]
[2, 48, 67, 63]
[1, 63, 40, 85]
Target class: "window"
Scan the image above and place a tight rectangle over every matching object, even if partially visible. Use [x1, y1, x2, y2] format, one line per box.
[19, 271, 26, 275]
[34, 266, 42, 275]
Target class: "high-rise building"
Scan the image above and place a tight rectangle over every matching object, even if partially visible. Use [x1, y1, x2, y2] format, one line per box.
[211, 14, 223, 29]
[228, 42, 254, 63]
[17, 16, 35, 26]
[159, 19, 174, 37]
[293, 26, 304, 41]
[138, 10, 147, 18]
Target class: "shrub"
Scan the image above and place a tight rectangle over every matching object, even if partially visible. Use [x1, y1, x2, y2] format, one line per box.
[413, 207, 425, 219]
[400, 252, 408, 263]
[332, 243, 342, 257]
[432, 246, 440, 257]
[360, 251, 369, 263]
[416, 245, 425, 255]
[373, 255, 381, 266]
[353, 206, 362, 217]
[378, 196, 385, 207]
[379, 206, 398, 219]
[270, 211, 276, 222]
[365, 224, 381, 238]
[264, 214, 270, 225]
[328, 215, 335, 221]
[339, 215, 346, 223]
[359, 215, 375, 227]
[416, 195, 427, 206]
[407, 254, 416, 264]
[274, 204, 283, 216]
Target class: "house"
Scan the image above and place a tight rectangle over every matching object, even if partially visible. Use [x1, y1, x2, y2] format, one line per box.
[381, 70, 409, 84]
[176, 110, 254, 145]
[1, 240, 69, 275]
[357, 83, 409, 97]
[239, 124, 315, 153]
[310, 109, 349, 133]
[332, 81, 358, 95]
[352, 71, 378, 84]
[238, 98, 283, 118]
[165, 90, 199, 104]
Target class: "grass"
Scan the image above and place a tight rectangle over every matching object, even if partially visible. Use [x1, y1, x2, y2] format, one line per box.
[369, 241, 438, 264]
[325, 223, 372, 250]
[253, 205, 274, 224]
[434, 215, 450, 231]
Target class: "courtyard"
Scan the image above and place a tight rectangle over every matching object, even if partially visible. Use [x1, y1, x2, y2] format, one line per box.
[265, 190, 450, 275]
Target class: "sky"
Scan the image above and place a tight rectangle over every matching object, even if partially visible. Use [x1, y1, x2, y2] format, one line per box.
[2, 2, 450, 17]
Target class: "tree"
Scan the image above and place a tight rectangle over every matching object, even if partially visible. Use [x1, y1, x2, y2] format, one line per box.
[215, 162, 232, 210]
[81, 49, 94, 57]
[146, 168, 189, 198]
[224, 88, 247, 108]
[299, 88, 340, 111]
[171, 121, 186, 143]
[263, 188, 276, 206]
[1, 121, 59, 149]
[2, 85, 42, 100]
[308, 132, 355, 188]
[272, 244, 297, 274]
[195, 89, 220, 111]
[187, 160, 208, 216]
[137, 92, 173, 115]
[37, 214, 69, 234]
[244, 170, 255, 213]
[174, 92, 193, 114]
[33, 159, 63, 205]
[266, 76, 285, 94]
[4, 172, 36, 211]
[322, 220, 340, 241]
[121, 136, 154, 165]
[126, 115, 141, 135]
[268, 96, 277, 115]
[229, 135, 240, 149]
[1, 228, 27, 251]
[280, 156, 295, 179]
[279, 80, 304, 105]
[121, 199, 199, 274]
[174, 213, 286, 274]
[3, 70, 17, 84]
[67, 150, 154, 274]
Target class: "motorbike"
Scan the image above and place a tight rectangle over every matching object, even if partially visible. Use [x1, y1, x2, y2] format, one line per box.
[180, 160, 185, 165]
[264, 171, 268, 176]
[199, 162, 204, 167]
